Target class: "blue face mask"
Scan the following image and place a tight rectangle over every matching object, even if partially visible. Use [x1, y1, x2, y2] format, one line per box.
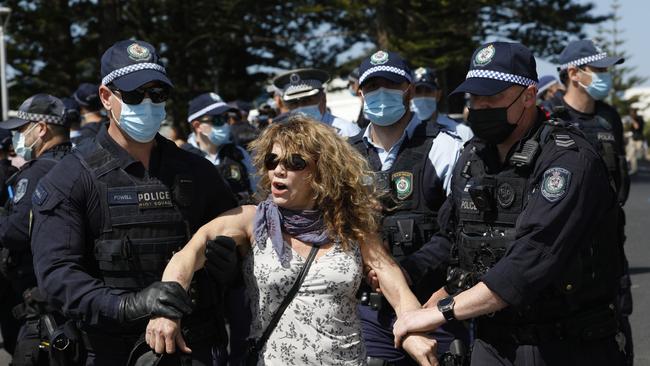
[363, 87, 407, 126]
[579, 70, 612, 101]
[112, 98, 166, 143]
[12, 123, 39, 161]
[204, 124, 231, 145]
[410, 97, 437, 120]
[292, 104, 323, 121]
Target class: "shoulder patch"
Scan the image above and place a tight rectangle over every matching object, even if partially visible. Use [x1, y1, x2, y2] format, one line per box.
[541, 167, 571, 202]
[14, 178, 29, 203]
[32, 183, 49, 206]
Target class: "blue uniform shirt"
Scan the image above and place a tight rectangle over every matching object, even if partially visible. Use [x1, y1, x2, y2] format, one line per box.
[187, 132, 257, 192]
[322, 112, 361, 137]
[361, 114, 463, 195]
[436, 114, 474, 143]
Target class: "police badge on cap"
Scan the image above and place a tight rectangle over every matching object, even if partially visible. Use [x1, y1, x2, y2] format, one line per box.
[127, 43, 152, 62]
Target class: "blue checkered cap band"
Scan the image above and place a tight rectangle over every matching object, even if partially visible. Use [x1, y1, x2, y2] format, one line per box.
[284, 79, 323, 95]
[559, 52, 607, 70]
[16, 110, 64, 124]
[101, 63, 167, 85]
[466, 70, 537, 87]
[359, 65, 412, 85]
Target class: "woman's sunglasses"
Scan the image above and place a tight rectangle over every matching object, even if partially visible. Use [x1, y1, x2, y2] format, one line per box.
[110, 86, 170, 105]
[264, 153, 307, 171]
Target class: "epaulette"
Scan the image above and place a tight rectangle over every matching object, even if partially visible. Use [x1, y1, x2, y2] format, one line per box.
[543, 118, 577, 148]
[552, 133, 576, 148]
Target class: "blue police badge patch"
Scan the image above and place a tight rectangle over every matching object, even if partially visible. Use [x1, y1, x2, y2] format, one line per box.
[14, 178, 29, 203]
[541, 167, 571, 202]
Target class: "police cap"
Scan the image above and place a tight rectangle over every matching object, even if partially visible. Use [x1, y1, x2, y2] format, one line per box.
[0, 94, 67, 130]
[272, 68, 330, 102]
[101, 40, 172, 91]
[358, 50, 412, 87]
[413, 67, 438, 89]
[187, 92, 237, 123]
[558, 39, 624, 71]
[73, 83, 102, 110]
[451, 42, 538, 96]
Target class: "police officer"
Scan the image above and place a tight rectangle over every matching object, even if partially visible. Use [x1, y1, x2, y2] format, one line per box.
[30, 40, 239, 366]
[350, 50, 465, 365]
[61, 97, 82, 144]
[185, 92, 256, 204]
[348, 67, 371, 130]
[549, 39, 633, 365]
[0, 94, 73, 365]
[410, 66, 474, 143]
[71, 83, 108, 144]
[0, 127, 17, 207]
[0, 127, 18, 355]
[393, 42, 625, 365]
[272, 68, 361, 137]
[224, 105, 258, 151]
[536, 75, 564, 110]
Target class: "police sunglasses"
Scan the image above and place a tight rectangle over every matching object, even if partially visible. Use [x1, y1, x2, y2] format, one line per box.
[198, 114, 228, 127]
[264, 153, 307, 171]
[109, 85, 170, 105]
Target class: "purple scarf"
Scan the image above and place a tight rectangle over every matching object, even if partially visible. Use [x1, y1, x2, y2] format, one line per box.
[253, 197, 330, 260]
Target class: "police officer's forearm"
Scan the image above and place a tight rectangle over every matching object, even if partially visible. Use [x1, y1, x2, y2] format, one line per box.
[452, 282, 508, 320]
[394, 282, 507, 344]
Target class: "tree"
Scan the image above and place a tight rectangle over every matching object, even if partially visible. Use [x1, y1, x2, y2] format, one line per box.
[593, 0, 647, 116]
[322, 0, 607, 112]
[0, 0, 609, 120]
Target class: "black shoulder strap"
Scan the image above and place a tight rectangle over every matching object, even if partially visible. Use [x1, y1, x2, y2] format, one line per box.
[425, 121, 441, 138]
[252, 245, 319, 351]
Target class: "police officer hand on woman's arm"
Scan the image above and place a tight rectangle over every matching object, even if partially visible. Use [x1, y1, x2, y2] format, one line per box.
[394, 282, 507, 347]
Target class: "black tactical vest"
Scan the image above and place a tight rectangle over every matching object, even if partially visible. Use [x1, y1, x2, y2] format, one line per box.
[448, 120, 621, 323]
[75, 139, 226, 345]
[75, 142, 192, 291]
[351, 121, 442, 258]
[216, 143, 253, 204]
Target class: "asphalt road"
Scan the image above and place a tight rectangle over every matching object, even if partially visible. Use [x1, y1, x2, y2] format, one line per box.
[625, 159, 650, 365]
[1, 161, 649, 366]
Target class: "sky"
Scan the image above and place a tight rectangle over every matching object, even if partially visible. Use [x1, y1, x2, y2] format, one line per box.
[536, 0, 649, 87]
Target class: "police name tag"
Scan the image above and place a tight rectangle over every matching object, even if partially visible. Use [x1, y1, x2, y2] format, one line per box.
[138, 189, 173, 209]
[108, 190, 139, 205]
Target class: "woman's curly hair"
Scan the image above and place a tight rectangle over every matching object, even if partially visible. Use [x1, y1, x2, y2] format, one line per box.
[249, 115, 381, 251]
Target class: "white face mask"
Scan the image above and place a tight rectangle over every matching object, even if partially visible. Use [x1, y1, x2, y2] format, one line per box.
[12, 123, 40, 161]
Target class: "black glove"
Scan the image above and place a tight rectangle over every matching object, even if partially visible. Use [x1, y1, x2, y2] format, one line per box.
[118, 281, 193, 323]
[205, 236, 238, 286]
